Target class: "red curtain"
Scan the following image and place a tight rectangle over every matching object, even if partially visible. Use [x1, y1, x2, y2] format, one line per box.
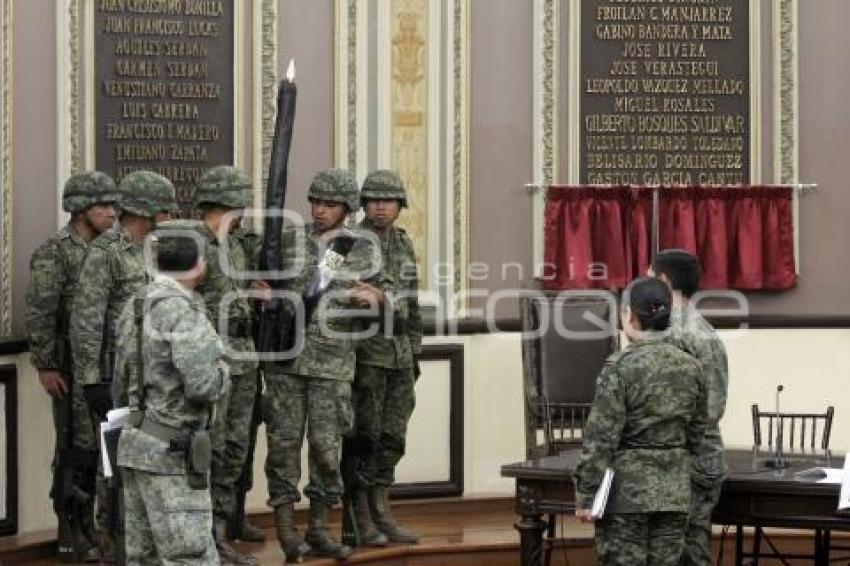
[543, 186, 646, 290]
[544, 185, 797, 291]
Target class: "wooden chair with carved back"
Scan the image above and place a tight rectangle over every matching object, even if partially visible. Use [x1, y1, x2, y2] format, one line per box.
[520, 292, 619, 566]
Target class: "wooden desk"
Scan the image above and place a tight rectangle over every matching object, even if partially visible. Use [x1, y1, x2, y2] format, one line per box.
[715, 450, 848, 565]
[501, 451, 580, 566]
[501, 449, 850, 566]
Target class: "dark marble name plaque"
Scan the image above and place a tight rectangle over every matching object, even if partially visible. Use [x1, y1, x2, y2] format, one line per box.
[95, 0, 235, 214]
[580, 0, 751, 185]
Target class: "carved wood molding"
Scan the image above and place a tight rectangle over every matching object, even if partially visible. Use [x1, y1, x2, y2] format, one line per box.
[775, 0, 799, 184]
[253, 0, 278, 211]
[451, 0, 471, 315]
[532, 0, 558, 273]
[0, 0, 12, 334]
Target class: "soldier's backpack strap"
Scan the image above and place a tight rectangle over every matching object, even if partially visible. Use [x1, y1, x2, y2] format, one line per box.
[127, 295, 147, 428]
[127, 293, 171, 427]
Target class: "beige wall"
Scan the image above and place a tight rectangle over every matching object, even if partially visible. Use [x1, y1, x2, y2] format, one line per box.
[11, 0, 58, 335]
[277, 0, 335, 221]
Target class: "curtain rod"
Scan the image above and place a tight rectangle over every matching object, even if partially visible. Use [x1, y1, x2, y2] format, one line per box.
[524, 183, 818, 195]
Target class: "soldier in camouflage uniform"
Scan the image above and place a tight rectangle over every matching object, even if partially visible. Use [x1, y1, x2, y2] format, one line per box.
[69, 170, 177, 557]
[228, 222, 266, 544]
[263, 168, 384, 561]
[342, 170, 422, 547]
[117, 232, 230, 564]
[574, 277, 707, 566]
[26, 171, 120, 562]
[191, 165, 263, 565]
[650, 250, 729, 566]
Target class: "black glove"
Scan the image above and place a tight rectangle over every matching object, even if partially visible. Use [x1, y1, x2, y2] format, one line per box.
[83, 383, 113, 422]
[413, 355, 421, 381]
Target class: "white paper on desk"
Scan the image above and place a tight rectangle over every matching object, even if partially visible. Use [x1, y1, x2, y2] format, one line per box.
[591, 468, 614, 519]
[839, 457, 850, 510]
[796, 467, 844, 484]
[99, 407, 130, 478]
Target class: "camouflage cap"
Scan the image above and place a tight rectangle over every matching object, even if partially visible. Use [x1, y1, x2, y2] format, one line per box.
[118, 171, 178, 218]
[62, 171, 120, 214]
[194, 165, 251, 209]
[361, 169, 407, 208]
[307, 168, 359, 211]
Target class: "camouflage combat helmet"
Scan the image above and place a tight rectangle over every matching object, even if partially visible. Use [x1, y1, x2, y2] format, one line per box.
[360, 169, 408, 208]
[307, 168, 359, 212]
[194, 165, 251, 209]
[118, 171, 178, 218]
[62, 171, 121, 214]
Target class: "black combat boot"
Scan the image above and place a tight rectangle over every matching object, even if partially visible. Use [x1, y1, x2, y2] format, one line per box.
[273, 503, 309, 563]
[342, 490, 389, 547]
[237, 519, 267, 543]
[305, 502, 353, 560]
[56, 518, 100, 563]
[369, 486, 420, 544]
[214, 516, 259, 565]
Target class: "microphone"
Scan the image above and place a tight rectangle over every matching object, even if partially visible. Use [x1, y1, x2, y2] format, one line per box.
[774, 385, 786, 469]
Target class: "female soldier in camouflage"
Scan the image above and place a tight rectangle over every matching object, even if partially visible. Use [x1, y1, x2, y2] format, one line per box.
[574, 277, 708, 566]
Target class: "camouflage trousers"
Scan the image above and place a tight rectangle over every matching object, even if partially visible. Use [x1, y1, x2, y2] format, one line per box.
[680, 478, 724, 566]
[210, 371, 258, 519]
[595, 512, 688, 566]
[342, 365, 416, 489]
[263, 371, 353, 507]
[121, 467, 219, 565]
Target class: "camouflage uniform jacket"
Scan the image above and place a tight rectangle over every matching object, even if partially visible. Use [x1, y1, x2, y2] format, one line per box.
[195, 223, 257, 376]
[278, 224, 383, 381]
[26, 224, 90, 370]
[231, 226, 261, 271]
[118, 275, 230, 474]
[70, 224, 149, 386]
[669, 304, 728, 482]
[574, 338, 708, 513]
[355, 219, 422, 369]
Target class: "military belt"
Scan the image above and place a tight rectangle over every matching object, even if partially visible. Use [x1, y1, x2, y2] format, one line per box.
[139, 417, 184, 445]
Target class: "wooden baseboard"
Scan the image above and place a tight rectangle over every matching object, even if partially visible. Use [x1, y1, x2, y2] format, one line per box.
[4, 497, 849, 564]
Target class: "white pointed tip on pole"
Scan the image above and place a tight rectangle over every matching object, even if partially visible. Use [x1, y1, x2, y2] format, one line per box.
[286, 59, 296, 82]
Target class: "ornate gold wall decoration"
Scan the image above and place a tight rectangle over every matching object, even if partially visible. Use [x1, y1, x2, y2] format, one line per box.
[253, 0, 279, 209]
[69, 0, 82, 173]
[540, 0, 556, 186]
[1, 0, 12, 334]
[451, 0, 470, 314]
[776, 0, 799, 184]
[391, 1, 429, 287]
[346, 0, 357, 172]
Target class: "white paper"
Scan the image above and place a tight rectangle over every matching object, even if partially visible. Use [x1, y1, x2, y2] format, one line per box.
[99, 407, 130, 478]
[591, 468, 614, 519]
[796, 467, 844, 484]
[839, 458, 850, 510]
